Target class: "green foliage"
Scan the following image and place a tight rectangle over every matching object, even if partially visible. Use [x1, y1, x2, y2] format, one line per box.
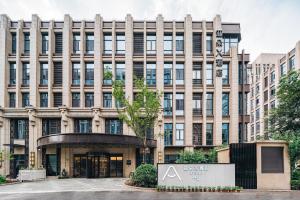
[132, 164, 157, 188]
[175, 149, 217, 164]
[0, 175, 6, 184]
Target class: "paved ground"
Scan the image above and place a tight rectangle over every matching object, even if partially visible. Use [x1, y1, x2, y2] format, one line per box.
[0, 178, 299, 200]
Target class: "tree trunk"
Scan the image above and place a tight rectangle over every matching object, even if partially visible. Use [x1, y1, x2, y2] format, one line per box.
[142, 130, 147, 164]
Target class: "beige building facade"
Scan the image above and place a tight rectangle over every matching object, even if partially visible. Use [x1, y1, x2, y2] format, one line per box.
[0, 14, 250, 178]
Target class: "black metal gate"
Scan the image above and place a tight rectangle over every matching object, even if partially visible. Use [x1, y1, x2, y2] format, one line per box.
[230, 143, 257, 189]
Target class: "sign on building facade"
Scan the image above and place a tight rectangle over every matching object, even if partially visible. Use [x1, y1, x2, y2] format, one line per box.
[157, 164, 235, 187]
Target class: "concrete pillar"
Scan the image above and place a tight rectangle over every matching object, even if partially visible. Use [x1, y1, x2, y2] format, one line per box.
[16, 20, 23, 108]
[48, 21, 54, 107]
[172, 21, 177, 146]
[0, 15, 9, 107]
[80, 21, 85, 108]
[202, 20, 207, 146]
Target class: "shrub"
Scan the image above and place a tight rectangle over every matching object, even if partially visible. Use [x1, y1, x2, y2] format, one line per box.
[176, 149, 217, 164]
[0, 175, 6, 184]
[291, 180, 300, 190]
[132, 164, 157, 188]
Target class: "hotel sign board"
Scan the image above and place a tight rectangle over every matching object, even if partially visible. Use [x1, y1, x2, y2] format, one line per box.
[157, 164, 235, 187]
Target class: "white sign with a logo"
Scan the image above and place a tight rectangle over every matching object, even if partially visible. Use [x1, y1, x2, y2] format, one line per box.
[158, 164, 235, 187]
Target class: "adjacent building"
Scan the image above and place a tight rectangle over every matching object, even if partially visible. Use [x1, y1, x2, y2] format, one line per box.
[0, 14, 250, 178]
[249, 41, 300, 141]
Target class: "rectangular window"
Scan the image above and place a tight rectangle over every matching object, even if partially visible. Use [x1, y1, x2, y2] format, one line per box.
[289, 56, 295, 70]
[133, 62, 144, 80]
[40, 63, 48, 85]
[193, 62, 202, 85]
[22, 92, 30, 107]
[222, 123, 229, 144]
[146, 34, 156, 54]
[264, 90, 268, 102]
[103, 63, 112, 85]
[280, 63, 286, 77]
[41, 33, 49, 54]
[193, 93, 202, 116]
[11, 33, 16, 54]
[164, 123, 173, 146]
[175, 123, 184, 145]
[72, 63, 80, 85]
[42, 119, 61, 136]
[53, 92, 62, 107]
[176, 93, 184, 115]
[206, 123, 213, 145]
[22, 63, 30, 86]
[261, 147, 284, 173]
[85, 93, 94, 107]
[40, 92, 48, 107]
[193, 123, 202, 145]
[85, 63, 94, 85]
[55, 32, 63, 54]
[164, 33, 172, 54]
[104, 33, 112, 54]
[256, 109, 260, 121]
[264, 77, 268, 88]
[206, 93, 213, 116]
[164, 63, 173, 85]
[116, 33, 125, 54]
[12, 119, 28, 139]
[270, 86, 275, 98]
[133, 32, 144, 55]
[255, 84, 260, 95]
[270, 101, 275, 109]
[105, 119, 123, 135]
[146, 63, 156, 86]
[193, 32, 202, 55]
[176, 33, 184, 54]
[86, 33, 94, 54]
[176, 63, 184, 85]
[9, 63, 16, 85]
[164, 93, 173, 116]
[24, 33, 30, 54]
[222, 93, 229, 116]
[72, 93, 80, 107]
[206, 63, 213, 85]
[103, 93, 112, 108]
[222, 63, 229, 85]
[222, 36, 238, 54]
[115, 63, 125, 83]
[9, 92, 16, 108]
[74, 119, 92, 133]
[206, 34, 213, 54]
[53, 62, 62, 86]
[73, 33, 80, 54]
[270, 71, 275, 84]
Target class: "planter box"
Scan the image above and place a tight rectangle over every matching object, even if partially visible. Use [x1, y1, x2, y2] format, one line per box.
[17, 169, 46, 182]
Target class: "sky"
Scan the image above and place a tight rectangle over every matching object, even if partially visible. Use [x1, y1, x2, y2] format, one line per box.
[0, 0, 300, 61]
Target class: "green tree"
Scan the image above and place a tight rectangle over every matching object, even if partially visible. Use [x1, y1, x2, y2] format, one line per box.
[175, 149, 217, 164]
[111, 73, 162, 164]
[269, 70, 300, 187]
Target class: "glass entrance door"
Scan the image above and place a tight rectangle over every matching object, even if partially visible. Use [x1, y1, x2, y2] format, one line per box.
[109, 155, 123, 177]
[87, 154, 109, 178]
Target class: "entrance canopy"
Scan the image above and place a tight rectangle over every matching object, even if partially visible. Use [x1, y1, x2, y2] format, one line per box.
[37, 133, 157, 148]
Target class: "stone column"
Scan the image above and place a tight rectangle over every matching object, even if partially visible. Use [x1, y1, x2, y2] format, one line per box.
[16, 20, 23, 107]
[202, 20, 207, 146]
[27, 107, 38, 168]
[0, 15, 9, 107]
[80, 21, 85, 108]
[48, 21, 54, 107]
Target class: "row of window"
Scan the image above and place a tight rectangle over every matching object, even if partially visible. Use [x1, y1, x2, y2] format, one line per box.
[164, 122, 230, 146]
[10, 32, 238, 56]
[8, 62, 230, 87]
[11, 118, 123, 139]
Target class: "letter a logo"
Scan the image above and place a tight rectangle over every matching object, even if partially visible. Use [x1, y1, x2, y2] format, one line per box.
[162, 166, 182, 181]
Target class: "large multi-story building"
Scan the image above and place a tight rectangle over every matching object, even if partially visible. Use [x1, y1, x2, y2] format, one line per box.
[249, 41, 300, 141]
[0, 14, 250, 178]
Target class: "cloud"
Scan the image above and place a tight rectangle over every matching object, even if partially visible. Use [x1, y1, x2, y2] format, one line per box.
[0, 0, 299, 61]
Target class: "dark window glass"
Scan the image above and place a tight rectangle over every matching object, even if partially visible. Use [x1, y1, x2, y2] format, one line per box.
[206, 93, 213, 116]
[133, 32, 144, 55]
[164, 34, 172, 54]
[9, 92, 16, 108]
[103, 93, 112, 108]
[176, 63, 184, 85]
[85, 93, 94, 107]
[206, 34, 212, 54]
[176, 33, 184, 54]
[12, 119, 28, 139]
[146, 63, 156, 86]
[193, 62, 202, 85]
[164, 63, 172, 85]
[86, 33, 94, 54]
[42, 33, 49, 54]
[164, 93, 172, 116]
[193, 123, 202, 145]
[73, 33, 80, 54]
[261, 147, 284, 173]
[22, 63, 30, 86]
[72, 93, 80, 107]
[222, 35, 238, 54]
[11, 33, 16, 54]
[133, 62, 144, 82]
[40, 92, 48, 107]
[222, 93, 229, 116]
[42, 118, 61, 136]
[74, 119, 92, 133]
[22, 92, 30, 107]
[53, 93, 62, 107]
[193, 93, 202, 116]
[222, 63, 229, 85]
[55, 32, 63, 54]
[24, 33, 30, 54]
[164, 154, 179, 164]
[116, 63, 125, 83]
[85, 63, 94, 85]
[103, 63, 112, 85]
[105, 119, 123, 135]
[53, 62, 62, 86]
[206, 123, 213, 145]
[164, 123, 173, 146]
[222, 123, 229, 144]
[193, 33, 202, 55]
[9, 63, 16, 85]
[176, 93, 184, 115]
[40, 63, 48, 85]
[72, 63, 80, 85]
